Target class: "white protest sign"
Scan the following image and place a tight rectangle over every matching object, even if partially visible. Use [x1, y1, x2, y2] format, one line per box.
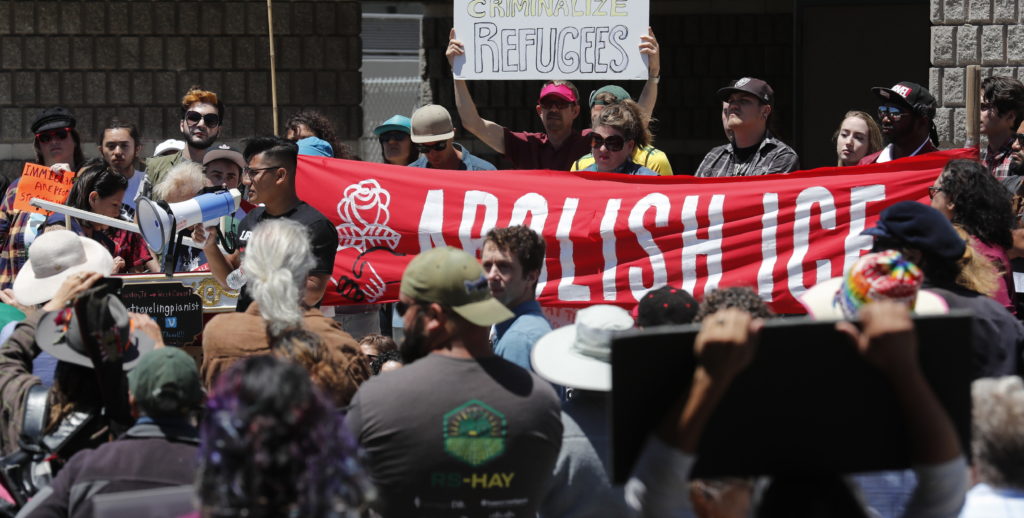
[453, 0, 650, 80]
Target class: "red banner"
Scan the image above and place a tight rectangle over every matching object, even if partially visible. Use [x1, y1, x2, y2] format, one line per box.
[296, 149, 977, 313]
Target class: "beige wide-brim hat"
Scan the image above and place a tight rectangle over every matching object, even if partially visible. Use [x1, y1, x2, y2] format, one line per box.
[798, 277, 949, 320]
[531, 305, 634, 392]
[13, 230, 115, 306]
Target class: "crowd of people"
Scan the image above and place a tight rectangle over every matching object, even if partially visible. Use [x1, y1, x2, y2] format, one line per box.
[0, 21, 1020, 518]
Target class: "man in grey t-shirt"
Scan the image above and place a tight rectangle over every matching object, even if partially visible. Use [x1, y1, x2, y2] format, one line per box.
[347, 247, 563, 517]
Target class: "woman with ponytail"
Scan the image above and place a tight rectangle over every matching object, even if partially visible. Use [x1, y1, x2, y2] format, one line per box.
[200, 219, 370, 403]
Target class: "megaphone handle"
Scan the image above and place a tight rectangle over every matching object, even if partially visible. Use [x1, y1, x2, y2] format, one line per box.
[216, 225, 236, 254]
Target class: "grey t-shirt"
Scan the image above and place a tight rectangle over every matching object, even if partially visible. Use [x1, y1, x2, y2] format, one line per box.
[347, 353, 563, 517]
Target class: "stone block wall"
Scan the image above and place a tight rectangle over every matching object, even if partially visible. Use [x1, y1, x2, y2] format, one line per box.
[0, 0, 362, 178]
[930, 0, 1024, 147]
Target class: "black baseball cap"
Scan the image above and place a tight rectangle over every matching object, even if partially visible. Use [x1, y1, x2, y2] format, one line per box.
[717, 77, 774, 106]
[634, 286, 699, 327]
[872, 81, 937, 112]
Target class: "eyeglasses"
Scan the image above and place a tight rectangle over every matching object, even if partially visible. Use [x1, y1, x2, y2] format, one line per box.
[36, 127, 71, 143]
[379, 133, 408, 144]
[417, 142, 447, 153]
[241, 165, 281, 180]
[878, 106, 907, 120]
[184, 110, 221, 128]
[540, 100, 572, 110]
[590, 133, 626, 152]
[928, 186, 944, 199]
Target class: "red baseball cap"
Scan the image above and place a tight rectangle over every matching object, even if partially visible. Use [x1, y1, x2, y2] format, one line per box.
[538, 83, 576, 103]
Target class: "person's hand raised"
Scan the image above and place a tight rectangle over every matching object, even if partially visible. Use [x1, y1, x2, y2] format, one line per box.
[639, 27, 660, 77]
[695, 308, 762, 383]
[446, 28, 465, 69]
[42, 271, 104, 312]
[836, 301, 918, 378]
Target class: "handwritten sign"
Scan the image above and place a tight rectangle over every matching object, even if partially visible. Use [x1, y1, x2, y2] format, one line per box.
[120, 281, 204, 347]
[453, 0, 650, 80]
[13, 163, 76, 215]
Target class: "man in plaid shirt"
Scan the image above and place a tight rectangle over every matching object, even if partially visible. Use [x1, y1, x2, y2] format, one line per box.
[979, 76, 1024, 178]
[695, 77, 800, 178]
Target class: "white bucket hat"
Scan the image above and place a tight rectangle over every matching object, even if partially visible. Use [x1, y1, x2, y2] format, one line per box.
[13, 230, 115, 305]
[531, 305, 634, 392]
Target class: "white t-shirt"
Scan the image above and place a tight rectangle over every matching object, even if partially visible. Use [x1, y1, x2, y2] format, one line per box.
[120, 169, 146, 221]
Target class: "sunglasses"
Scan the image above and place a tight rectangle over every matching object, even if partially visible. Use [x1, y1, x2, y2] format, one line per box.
[241, 165, 281, 180]
[184, 110, 221, 128]
[36, 127, 71, 144]
[379, 132, 408, 144]
[1014, 133, 1024, 147]
[591, 133, 626, 152]
[540, 100, 572, 110]
[878, 106, 907, 120]
[417, 142, 447, 153]
[928, 186, 943, 199]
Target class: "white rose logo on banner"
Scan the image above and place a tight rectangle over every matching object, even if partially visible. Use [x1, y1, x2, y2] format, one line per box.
[335, 179, 400, 252]
[332, 179, 405, 303]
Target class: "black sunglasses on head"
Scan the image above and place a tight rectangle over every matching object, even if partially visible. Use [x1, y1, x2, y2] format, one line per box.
[36, 127, 70, 144]
[184, 110, 221, 128]
[590, 133, 626, 152]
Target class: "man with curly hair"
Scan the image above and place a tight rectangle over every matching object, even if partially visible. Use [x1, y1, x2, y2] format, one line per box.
[694, 286, 774, 322]
[482, 225, 549, 370]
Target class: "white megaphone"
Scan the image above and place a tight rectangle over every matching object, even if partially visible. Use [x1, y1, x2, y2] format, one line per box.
[136, 189, 242, 255]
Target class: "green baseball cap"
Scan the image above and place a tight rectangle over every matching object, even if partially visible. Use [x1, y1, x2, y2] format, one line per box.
[401, 247, 514, 326]
[127, 347, 203, 417]
[589, 85, 632, 107]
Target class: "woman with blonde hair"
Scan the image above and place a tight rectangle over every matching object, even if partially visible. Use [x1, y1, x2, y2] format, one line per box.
[583, 100, 658, 176]
[834, 111, 883, 166]
[953, 224, 1001, 297]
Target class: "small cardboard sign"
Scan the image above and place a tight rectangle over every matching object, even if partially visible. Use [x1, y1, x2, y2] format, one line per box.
[120, 281, 204, 348]
[13, 163, 76, 215]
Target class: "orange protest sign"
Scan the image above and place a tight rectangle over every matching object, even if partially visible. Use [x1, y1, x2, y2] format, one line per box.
[13, 163, 76, 215]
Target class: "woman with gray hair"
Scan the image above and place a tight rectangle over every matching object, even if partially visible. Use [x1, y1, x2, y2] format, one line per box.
[200, 218, 370, 405]
[152, 161, 209, 272]
[961, 376, 1024, 514]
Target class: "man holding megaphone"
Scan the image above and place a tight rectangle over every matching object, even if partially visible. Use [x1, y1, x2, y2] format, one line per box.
[198, 136, 339, 312]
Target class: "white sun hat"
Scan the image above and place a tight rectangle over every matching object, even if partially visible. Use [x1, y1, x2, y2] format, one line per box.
[531, 304, 635, 392]
[13, 230, 115, 305]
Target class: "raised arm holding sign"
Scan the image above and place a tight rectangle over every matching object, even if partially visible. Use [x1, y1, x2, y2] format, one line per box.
[447, 20, 661, 171]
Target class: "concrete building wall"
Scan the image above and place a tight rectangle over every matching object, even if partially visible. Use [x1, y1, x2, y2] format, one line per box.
[930, 0, 1024, 147]
[0, 0, 362, 177]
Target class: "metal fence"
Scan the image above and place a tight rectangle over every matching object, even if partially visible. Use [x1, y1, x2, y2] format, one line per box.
[360, 77, 422, 163]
